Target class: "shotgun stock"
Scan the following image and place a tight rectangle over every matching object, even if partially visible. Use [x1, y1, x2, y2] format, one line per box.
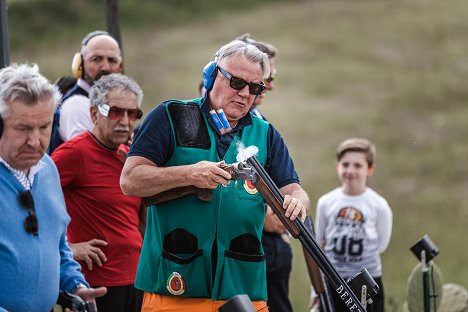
[142, 186, 212, 206]
[141, 161, 254, 206]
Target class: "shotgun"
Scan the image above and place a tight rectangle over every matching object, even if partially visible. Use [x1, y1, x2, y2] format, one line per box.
[244, 156, 367, 311]
[142, 161, 252, 206]
[303, 216, 335, 312]
[142, 157, 369, 311]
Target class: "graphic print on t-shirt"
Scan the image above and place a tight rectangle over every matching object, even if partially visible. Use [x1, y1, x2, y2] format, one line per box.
[332, 206, 366, 263]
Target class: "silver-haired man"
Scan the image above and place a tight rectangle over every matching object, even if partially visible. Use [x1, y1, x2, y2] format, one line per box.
[0, 63, 106, 311]
[52, 73, 145, 312]
[120, 40, 310, 311]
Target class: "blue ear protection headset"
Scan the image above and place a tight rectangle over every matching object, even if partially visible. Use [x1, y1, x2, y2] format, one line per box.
[202, 59, 218, 92]
[202, 47, 224, 93]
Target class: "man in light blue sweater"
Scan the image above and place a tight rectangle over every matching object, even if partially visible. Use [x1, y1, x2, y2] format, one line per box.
[0, 63, 106, 312]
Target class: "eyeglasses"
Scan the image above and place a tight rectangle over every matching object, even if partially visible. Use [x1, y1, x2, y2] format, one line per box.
[19, 191, 39, 236]
[217, 67, 266, 95]
[98, 104, 143, 121]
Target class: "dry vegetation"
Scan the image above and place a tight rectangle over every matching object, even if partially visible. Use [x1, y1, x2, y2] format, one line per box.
[9, 0, 468, 310]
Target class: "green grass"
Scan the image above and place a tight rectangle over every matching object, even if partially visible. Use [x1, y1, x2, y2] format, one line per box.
[8, 0, 468, 310]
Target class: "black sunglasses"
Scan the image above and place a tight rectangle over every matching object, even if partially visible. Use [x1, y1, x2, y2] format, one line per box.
[217, 67, 266, 95]
[19, 191, 39, 236]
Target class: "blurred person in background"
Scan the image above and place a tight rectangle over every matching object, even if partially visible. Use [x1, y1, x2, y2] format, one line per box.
[52, 74, 145, 312]
[315, 138, 392, 312]
[54, 75, 77, 96]
[49, 30, 123, 154]
[236, 33, 295, 312]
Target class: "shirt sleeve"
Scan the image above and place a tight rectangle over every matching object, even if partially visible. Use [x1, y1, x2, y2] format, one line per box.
[265, 123, 300, 188]
[315, 197, 327, 245]
[376, 198, 393, 253]
[59, 233, 89, 292]
[58, 95, 93, 141]
[128, 102, 173, 166]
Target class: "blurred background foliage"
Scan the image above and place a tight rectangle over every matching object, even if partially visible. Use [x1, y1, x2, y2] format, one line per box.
[6, 0, 468, 310]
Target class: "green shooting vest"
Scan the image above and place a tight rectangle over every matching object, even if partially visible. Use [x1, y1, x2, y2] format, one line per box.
[135, 99, 270, 301]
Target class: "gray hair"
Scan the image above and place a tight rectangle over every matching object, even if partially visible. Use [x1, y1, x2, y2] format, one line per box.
[215, 40, 270, 79]
[89, 73, 143, 108]
[0, 63, 61, 117]
[235, 33, 278, 59]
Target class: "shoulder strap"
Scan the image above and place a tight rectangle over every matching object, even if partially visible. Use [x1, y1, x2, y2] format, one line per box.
[47, 84, 89, 155]
[61, 84, 89, 104]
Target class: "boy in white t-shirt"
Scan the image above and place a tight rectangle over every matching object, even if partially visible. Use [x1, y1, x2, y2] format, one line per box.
[315, 138, 392, 311]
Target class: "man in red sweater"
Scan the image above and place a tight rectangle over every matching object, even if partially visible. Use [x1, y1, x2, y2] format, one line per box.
[52, 73, 145, 312]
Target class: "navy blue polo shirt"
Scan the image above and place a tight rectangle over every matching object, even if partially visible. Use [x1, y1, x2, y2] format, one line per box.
[129, 99, 299, 188]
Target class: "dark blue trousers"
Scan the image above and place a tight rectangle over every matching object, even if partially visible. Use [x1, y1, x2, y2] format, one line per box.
[262, 232, 293, 312]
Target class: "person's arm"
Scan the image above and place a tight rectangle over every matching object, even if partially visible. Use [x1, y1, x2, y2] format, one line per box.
[68, 240, 108, 271]
[264, 124, 309, 222]
[263, 206, 286, 234]
[52, 142, 108, 270]
[377, 199, 393, 253]
[59, 234, 107, 304]
[120, 155, 231, 197]
[279, 182, 310, 222]
[315, 197, 327, 248]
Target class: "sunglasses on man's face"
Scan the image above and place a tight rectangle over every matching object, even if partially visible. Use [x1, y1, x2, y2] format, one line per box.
[217, 67, 266, 95]
[98, 104, 143, 121]
[19, 190, 39, 236]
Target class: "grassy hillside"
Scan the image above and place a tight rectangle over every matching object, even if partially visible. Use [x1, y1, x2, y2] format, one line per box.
[8, 0, 468, 310]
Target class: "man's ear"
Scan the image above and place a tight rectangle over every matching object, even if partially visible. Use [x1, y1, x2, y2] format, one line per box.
[367, 165, 375, 176]
[90, 106, 99, 125]
[119, 59, 124, 74]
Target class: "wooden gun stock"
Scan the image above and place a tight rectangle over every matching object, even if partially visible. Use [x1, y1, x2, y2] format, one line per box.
[141, 162, 234, 206]
[142, 186, 212, 206]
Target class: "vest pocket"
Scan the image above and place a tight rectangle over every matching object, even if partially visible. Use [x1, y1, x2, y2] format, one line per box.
[156, 229, 209, 297]
[235, 180, 263, 201]
[218, 234, 267, 300]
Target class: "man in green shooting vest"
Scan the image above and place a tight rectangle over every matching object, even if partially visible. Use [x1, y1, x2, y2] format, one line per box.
[120, 39, 310, 312]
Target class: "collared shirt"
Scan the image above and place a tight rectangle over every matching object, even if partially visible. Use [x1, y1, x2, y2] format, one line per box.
[129, 98, 300, 189]
[0, 156, 45, 190]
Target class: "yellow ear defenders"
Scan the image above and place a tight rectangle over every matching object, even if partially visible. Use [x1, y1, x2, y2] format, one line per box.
[71, 30, 111, 79]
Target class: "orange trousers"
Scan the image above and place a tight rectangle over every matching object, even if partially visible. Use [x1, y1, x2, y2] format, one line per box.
[141, 292, 269, 312]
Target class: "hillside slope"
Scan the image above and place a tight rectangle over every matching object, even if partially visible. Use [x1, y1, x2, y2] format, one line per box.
[9, 0, 468, 310]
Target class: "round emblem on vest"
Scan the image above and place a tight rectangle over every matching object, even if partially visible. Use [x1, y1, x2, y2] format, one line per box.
[243, 180, 258, 195]
[166, 272, 186, 295]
